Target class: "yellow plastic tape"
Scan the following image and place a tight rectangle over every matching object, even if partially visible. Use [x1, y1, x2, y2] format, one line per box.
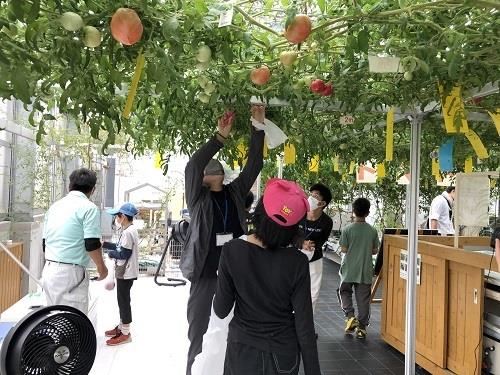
[464, 129, 489, 159]
[284, 143, 296, 165]
[487, 110, 500, 136]
[432, 158, 439, 176]
[385, 107, 394, 161]
[349, 161, 356, 175]
[333, 155, 339, 172]
[154, 152, 162, 169]
[438, 84, 469, 134]
[122, 50, 146, 119]
[309, 155, 319, 172]
[376, 163, 386, 179]
[464, 157, 473, 173]
[491, 179, 497, 188]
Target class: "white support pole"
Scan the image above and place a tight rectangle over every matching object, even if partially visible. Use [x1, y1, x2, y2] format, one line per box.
[277, 155, 283, 179]
[405, 114, 422, 375]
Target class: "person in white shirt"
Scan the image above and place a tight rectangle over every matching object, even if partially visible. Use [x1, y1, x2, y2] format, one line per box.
[428, 186, 455, 235]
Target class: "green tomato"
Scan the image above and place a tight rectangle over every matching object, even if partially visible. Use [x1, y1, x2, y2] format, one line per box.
[198, 92, 210, 104]
[403, 71, 413, 81]
[196, 45, 212, 63]
[60, 12, 84, 32]
[82, 26, 102, 48]
[198, 76, 209, 89]
[204, 81, 216, 95]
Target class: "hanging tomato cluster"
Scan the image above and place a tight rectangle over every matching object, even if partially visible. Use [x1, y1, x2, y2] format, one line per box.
[58, 7, 143, 47]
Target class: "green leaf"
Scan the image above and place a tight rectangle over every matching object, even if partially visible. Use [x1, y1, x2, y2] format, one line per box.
[317, 0, 326, 13]
[11, 70, 30, 104]
[27, 0, 40, 22]
[194, 0, 208, 14]
[222, 44, 233, 64]
[42, 113, 56, 121]
[281, 0, 290, 6]
[36, 119, 46, 144]
[10, 0, 24, 21]
[398, 0, 407, 8]
[357, 28, 369, 54]
[264, 0, 273, 12]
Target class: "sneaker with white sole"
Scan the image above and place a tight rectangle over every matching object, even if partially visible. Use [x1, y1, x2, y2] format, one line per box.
[106, 333, 132, 346]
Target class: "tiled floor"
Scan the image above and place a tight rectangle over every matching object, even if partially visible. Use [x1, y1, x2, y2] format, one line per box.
[89, 256, 428, 374]
[308, 258, 429, 375]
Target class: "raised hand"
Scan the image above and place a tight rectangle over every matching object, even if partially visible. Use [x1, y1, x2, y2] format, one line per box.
[251, 104, 265, 124]
[217, 110, 235, 139]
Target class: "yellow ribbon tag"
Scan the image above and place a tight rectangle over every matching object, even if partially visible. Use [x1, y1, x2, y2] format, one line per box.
[491, 179, 497, 188]
[284, 143, 296, 165]
[432, 158, 439, 176]
[439, 84, 469, 134]
[464, 129, 489, 159]
[376, 163, 386, 178]
[263, 141, 268, 158]
[349, 161, 356, 175]
[309, 155, 320, 172]
[235, 143, 248, 168]
[333, 155, 339, 172]
[385, 107, 394, 161]
[436, 174, 443, 183]
[487, 110, 500, 136]
[122, 50, 146, 119]
[464, 157, 473, 173]
[154, 152, 162, 169]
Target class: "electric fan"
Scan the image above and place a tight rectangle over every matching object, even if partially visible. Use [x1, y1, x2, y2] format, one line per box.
[0, 305, 96, 375]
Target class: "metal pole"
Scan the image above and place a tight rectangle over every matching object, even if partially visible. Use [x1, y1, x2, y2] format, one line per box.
[277, 155, 283, 179]
[405, 114, 422, 375]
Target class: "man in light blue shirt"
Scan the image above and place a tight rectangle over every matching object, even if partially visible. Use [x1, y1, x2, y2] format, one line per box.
[42, 168, 108, 314]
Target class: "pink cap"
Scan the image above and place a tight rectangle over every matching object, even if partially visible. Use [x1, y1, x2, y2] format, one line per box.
[263, 178, 309, 227]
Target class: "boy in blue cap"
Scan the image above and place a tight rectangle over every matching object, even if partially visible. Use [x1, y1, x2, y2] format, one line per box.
[104, 202, 139, 346]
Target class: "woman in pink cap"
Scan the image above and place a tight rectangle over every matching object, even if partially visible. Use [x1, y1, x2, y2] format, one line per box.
[213, 179, 321, 375]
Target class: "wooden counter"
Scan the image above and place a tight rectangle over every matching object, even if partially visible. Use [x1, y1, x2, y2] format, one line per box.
[381, 235, 498, 375]
[0, 243, 24, 314]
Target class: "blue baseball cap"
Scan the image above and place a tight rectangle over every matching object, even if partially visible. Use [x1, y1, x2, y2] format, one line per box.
[107, 202, 138, 217]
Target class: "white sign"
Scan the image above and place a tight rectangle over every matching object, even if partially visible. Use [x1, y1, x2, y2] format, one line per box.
[368, 55, 402, 73]
[455, 173, 490, 227]
[400, 250, 421, 285]
[218, 7, 234, 27]
[340, 115, 355, 125]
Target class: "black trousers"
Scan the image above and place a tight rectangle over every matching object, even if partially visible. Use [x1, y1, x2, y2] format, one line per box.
[116, 278, 134, 324]
[186, 277, 217, 375]
[224, 341, 300, 375]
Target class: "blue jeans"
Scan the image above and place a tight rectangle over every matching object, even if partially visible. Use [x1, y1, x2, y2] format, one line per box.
[224, 341, 300, 375]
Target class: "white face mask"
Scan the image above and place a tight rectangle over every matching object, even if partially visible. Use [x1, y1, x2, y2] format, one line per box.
[114, 216, 122, 229]
[308, 196, 320, 211]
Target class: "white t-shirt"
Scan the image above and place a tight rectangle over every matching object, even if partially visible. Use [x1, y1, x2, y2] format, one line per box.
[429, 192, 455, 235]
[116, 224, 139, 279]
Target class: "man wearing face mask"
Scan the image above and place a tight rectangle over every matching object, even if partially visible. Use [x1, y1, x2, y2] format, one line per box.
[297, 183, 333, 314]
[42, 168, 108, 314]
[180, 106, 265, 375]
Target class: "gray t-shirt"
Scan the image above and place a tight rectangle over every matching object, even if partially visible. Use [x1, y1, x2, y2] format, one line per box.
[339, 222, 380, 284]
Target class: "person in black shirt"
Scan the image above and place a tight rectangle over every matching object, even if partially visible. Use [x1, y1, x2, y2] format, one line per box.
[297, 183, 333, 313]
[214, 178, 321, 375]
[181, 106, 265, 375]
